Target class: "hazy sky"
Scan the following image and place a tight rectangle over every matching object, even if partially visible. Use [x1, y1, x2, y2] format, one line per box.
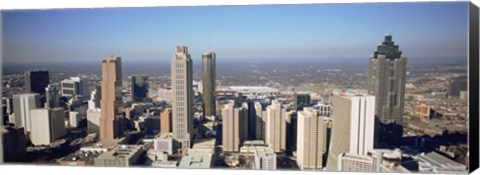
[2, 2, 469, 63]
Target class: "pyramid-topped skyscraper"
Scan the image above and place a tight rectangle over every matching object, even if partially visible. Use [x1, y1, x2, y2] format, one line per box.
[368, 33, 407, 147]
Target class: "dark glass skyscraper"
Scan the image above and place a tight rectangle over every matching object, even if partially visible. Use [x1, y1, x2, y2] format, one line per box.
[131, 75, 148, 102]
[294, 93, 311, 111]
[24, 70, 49, 95]
[202, 52, 216, 117]
[367, 33, 407, 147]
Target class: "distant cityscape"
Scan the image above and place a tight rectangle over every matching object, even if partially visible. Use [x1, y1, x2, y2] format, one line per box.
[0, 33, 469, 173]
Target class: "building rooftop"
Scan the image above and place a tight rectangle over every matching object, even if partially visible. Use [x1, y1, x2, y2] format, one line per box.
[60, 150, 104, 164]
[217, 86, 279, 93]
[151, 160, 179, 168]
[156, 133, 174, 140]
[254, 146, 275, 158]
[95, 145, 144, 161]
[415, 151, 467, 173]
[243, 140, 266, 146]
[178, 149, 213, 169]
[192, 139, 216, 150]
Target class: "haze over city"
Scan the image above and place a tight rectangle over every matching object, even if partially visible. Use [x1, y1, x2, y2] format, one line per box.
[2, 2, 468, 64]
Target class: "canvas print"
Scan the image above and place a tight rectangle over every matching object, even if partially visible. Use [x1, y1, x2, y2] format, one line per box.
[0, 2, 478, 174]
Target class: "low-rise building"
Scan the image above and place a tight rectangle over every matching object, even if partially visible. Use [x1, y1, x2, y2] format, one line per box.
[415, 151, 467, 174]
[192, 138, 216, 154]
[59, 149, 105, 166]
[254, 146, 276, 170]
[240, 140, 267, 153]
[153, 133, 175, 155]
[94, 145, 145, 167]
[178, 149, 214, 169]
[338, 149, 403, 172]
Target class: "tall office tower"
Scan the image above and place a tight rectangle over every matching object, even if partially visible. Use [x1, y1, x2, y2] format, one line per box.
[88, 85, 101, 110]
[24, 70, 49, 95]
[285, 111, 297, 151]
[100, 56, 124, 140]
[316, 103, 332, 117]
[1, 126, 27, 162]
[87, 109, 101, 134]
[61, 77, 90, 98]
[12, 94, 41, 132]
[254, 102, 267, 141]
[29, 108, 66, 146]
[265, 100, 286, 153]
[222, 100, 248, 152]
[3, 97, 14, 124]
[297, 108, 332, 170]
[326, 93, 375, 171]
[171, 46, 194, 150]
[367, 33, 407, 147]
[131, 75, 149, 102]
[294, 93, 311, 111]
[202, 52, 216, 118]
[447, 76, 467, 97]
[161, 108, 172, 134]
[45, 83, 60, 108]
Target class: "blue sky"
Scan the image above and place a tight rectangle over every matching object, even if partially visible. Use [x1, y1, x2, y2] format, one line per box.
[1, 2, 469, 63]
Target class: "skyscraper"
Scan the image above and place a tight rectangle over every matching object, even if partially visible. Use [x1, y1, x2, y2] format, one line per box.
[265, 100, 286, 153]
[285, 111, 297, 151]
[171, 46, 194, 150]
[1, 126, 27, 162]
[447, 76, 467, 97]
[100, 56, 124, 140]
[297, 108, 332, 170]
[131, 75, 149, 102]
[294, 93, 311, 111]
[161, 108, 172, 134]
[367, 33, 407, 147]
[12, 93, 42, 132]
[45, 83, 60, 108]
[326, 93, 375, 171]
[24, 70, 49, 95]
[221, 100, 247, 152]
[60, 77, 90, 99]
[254, 102, 265, 140]
[202, 52, 216, 118]
[88, 85, 101, 110]
[29, 108, 66, 146]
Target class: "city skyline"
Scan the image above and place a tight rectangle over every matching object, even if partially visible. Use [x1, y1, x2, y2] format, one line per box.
[2, 2, 468, 63]
[0, 2, 473, 173]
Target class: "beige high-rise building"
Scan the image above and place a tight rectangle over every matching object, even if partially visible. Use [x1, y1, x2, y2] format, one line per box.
[160, 108, 172, 134]
[30, 108, 66, 146]
[100, 56, 124, 140]
[171, 46, 194, 150]
[254, 102, 266, 141]
[265, 100, 286, 153]
[12, 93, 41, 132]
[326, 93, 375, 171]
[221, 100, 247, 152]
[296, 107, 332, 170]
